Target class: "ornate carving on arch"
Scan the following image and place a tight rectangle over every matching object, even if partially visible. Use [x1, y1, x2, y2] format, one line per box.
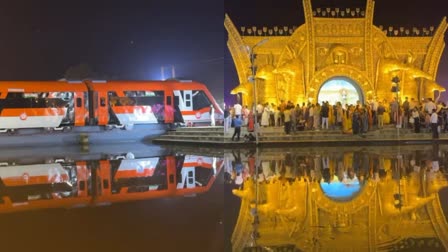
[372, 27, 398, 59]
[328, 44, 349, 64]
[272, 25, 308, 103]
[277, 25, 307, 65]
[311, 180, 377, 215]
[423, 17, 448, 79]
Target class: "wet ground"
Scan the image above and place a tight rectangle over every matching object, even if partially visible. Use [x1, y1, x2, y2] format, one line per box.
[0, 143, 224, 252]
[1, 143, 448, 251]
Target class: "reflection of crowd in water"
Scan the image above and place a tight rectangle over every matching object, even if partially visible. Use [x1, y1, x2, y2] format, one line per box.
[224, 147, 446, 186]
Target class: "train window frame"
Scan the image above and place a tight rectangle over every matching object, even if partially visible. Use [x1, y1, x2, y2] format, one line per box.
[76, 97, 82, 107]
[100, 97, 106, 107]
[4, 92, 68, 109]
[167, 96, 172, 105]
[108, 91, 118, 97]
[185, 93, 191, 107]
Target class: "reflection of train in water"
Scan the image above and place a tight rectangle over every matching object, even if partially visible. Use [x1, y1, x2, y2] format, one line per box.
[0, 154, 223, 213]
[0, 80, 223, 133]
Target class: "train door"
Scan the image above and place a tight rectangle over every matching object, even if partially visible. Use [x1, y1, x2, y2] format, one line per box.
[73, 92, 88, 126]
[174, 90, 193, 112]
[172, 93, 184, 123]
[164, 94, 174, 123]
[76, 161, 90, 198]
[87, 90, 98, 125]
[97, 92, 109, 126]
[97, 160, 112, 197]
[166, 156, 177, 194]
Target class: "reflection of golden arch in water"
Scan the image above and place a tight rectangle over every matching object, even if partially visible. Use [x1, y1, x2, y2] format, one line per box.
[310, 65, 373, 103]
[232, 176, 448, 251]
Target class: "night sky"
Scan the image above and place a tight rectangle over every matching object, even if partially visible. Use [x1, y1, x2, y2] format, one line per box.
[1, 0, 447, 108]
[225, 0, 448, 105]
[0, 0, 224, 101]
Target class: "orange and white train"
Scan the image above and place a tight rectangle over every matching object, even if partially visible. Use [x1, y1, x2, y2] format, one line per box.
[0, 79, 223, 132]
[0, 154, 223, 213]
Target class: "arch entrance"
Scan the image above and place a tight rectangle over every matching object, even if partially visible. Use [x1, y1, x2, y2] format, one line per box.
[317, 77, 364, 106]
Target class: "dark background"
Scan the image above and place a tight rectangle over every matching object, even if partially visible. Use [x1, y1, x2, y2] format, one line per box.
[0, 0, 224, 102]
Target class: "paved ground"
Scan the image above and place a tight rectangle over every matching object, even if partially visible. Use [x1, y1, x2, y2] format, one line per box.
[153, 124, 448, 147]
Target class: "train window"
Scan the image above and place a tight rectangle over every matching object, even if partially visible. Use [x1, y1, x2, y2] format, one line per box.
[103, 179, 109, 189]
[186, 94, 191, 107]
[24, 93, 38, 98]
[108, 91, 118, 97]
[6, 92, 23, 99]
[76, 98, 82, 107]
[166, 96, 172, 105]
[100, 97, 106, 106]
[111, 90, 165, 107]
[124, 90, 163, 97]
[192, 90, 211, 110]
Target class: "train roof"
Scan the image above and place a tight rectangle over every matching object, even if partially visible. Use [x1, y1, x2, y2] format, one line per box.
[0, 81, 88, 92]
[87, 80, 208, 91]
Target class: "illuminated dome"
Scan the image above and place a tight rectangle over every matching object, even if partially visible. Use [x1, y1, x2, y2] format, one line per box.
[317, 77, 362, 106]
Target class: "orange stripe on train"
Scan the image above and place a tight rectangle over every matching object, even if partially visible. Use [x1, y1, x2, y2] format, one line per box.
[181, 107, 210, 115]
[1, 108, 67, 117]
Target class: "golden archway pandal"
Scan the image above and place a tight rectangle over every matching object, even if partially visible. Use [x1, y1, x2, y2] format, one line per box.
[225, 0, 448, 108]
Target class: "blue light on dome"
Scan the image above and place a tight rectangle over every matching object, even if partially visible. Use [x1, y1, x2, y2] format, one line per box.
[320, 181, 362, 201]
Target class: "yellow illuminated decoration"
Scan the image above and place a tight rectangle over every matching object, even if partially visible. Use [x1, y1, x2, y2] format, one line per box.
[230, 146, 448, 251]
[225, 0, 447, 107]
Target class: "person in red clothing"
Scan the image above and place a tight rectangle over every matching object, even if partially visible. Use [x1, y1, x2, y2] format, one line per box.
[247, 110, 254, 132]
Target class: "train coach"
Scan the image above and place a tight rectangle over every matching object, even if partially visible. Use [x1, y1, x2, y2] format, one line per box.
[0, 80, 222, 133]
[0, 81, 89, 133]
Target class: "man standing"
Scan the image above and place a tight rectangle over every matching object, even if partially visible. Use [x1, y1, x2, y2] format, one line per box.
[320, 102, 329, 130]
[430, 109, 439, 139]
[284, 106, 292, 134]
[370, 98, 378, 126]
[231, 115, 243, 141]
[402, 97, 410, 128]
[377, 101, 385, 129]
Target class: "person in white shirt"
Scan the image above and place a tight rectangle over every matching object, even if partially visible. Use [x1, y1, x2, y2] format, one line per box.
[233, 103, 242, 117]
[425, 98, 437, 114]
[430, 108, 439, 139]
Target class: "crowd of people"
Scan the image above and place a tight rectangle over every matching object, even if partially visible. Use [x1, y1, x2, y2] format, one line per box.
[224, 96, 448, 139]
